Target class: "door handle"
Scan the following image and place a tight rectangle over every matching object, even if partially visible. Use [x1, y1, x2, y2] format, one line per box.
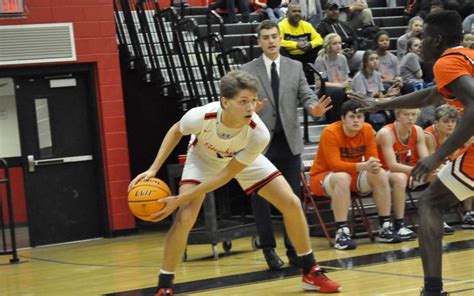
[27, 155, 93, 172]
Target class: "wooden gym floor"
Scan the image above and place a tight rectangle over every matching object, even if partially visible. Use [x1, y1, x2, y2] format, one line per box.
[1, 227, 473, 295]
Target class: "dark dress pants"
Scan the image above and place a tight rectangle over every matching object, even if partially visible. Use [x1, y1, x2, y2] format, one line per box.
[251, 131, 301, 256]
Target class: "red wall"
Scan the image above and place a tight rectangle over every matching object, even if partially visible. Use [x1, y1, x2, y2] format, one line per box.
[0, 0, 135, 232]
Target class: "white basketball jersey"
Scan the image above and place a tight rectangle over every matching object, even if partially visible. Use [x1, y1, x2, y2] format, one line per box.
[180, 102, 270, 167]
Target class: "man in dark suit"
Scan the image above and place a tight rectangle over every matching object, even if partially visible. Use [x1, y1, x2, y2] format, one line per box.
[241, 20, 332, 270]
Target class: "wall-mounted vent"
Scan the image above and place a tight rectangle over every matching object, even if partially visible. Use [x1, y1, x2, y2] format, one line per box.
[0, 23, 76, 66]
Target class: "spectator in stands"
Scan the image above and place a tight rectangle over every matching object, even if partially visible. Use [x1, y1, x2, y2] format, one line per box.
[279, 3, 324, 84]
[400, 37, 424, 85]
[309, 100, 402, 250]
[351, 50, 400, 98]
[375, 109, 428, 241]
[424, 105, 466, 233]
[241, 20, 333, 270]
[314, 33, 351, 122]
[331, 0, 375, 30]
[253, 0, 287, 22]
[396, 16, 423, 59]
[317, 2, 364, 72]
[462, 31, 474, 49]
[374, 30, 413, 94]
[462, 14, 474, 33]
[299, 0, 324, 29]
[352, 50, 400, 130]
[210, 0, 251, 23]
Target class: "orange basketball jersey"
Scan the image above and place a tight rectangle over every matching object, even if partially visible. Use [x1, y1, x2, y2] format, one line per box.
[378, 123, 419, 169]
[433, 47, 474, 179]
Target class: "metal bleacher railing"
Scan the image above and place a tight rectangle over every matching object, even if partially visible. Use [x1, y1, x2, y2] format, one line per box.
[0, 159, 19, 264]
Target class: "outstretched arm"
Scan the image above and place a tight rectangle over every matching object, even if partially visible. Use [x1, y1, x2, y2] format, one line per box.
[349, 86, 444, 112]
[128, 121, 183, 190]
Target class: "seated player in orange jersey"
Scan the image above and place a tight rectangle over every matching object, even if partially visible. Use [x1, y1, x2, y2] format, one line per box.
[309, 100, 401, 250]
[425, 105, 474, 229]
[376, 109, 428, 241]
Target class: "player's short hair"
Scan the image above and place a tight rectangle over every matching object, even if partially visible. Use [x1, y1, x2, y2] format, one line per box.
[425, 10, 463, 47]
[341, 100, 364, 117]
[395, 109, 421, 116]
[434, 104, 460, 121]
[220, 70, 259, 99]
[256, 20, 280, 38]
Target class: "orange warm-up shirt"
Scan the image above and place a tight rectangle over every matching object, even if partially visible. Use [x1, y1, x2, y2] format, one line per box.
[310, 122, 378, 176]
[378, 123, 420, 169]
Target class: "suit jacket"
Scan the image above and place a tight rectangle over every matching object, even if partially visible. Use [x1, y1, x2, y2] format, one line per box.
[241, 55, 318, 155]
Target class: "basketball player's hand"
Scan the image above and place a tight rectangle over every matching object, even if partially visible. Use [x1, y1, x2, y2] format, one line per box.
[149, 195, 180, 222]
[347, 92, 380, 113]
[411, 154, 445, 183]
[128, 170, 157, 191]
[365, 157, 382, 174]
[309, 95, 333, 117]
[255, 98, 268, 113]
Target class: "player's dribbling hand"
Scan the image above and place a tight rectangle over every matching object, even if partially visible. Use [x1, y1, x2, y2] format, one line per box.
[347, 92, 380, 113]
[309, 95, 333, 117]
[149, 196, 180, 222]
[128, 170, 157, 192]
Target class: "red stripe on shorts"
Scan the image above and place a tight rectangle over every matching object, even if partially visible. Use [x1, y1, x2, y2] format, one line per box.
[244, 171, 282, 195]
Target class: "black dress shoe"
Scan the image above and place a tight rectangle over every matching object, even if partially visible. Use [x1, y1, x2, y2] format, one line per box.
[286, 251, 301, 267]
[263, 248, 284, 270]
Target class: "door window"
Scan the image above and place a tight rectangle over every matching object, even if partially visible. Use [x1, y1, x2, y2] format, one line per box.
[34, 98, 53, 158]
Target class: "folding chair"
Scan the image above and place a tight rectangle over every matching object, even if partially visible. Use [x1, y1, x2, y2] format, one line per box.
[301, 165, 376, 247]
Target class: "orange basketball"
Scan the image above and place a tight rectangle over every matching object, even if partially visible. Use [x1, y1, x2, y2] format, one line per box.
[128, 178, 171, 222]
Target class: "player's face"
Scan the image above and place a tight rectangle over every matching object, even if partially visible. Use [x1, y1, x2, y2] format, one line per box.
[377, 34, 390, 50]
[329, 37, 342, 54]
[258, 27, 281, 59]
[342, 111, 365, 132]
[435, 118, 457, 135]
[397, 111, 418, 127]
[221, 89, 258, 127]
[421, 25, 441, 62]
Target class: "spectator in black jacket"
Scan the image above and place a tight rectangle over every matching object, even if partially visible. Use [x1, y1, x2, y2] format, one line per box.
[317, 2, 364, 72]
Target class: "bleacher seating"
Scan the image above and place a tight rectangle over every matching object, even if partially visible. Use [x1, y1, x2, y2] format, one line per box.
[114, 0, 413, 232]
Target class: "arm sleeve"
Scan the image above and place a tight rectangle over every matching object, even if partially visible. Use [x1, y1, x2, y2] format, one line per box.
[321, 129, 358, 174]
[314, 56, 327, 78]
[279, 22, 299, 50]
[406, 54, 421, 73]
[234, 126, 270, 165]
[392, 54, 401, 76]
[179, 107, 205, 135]
[364, 125, 379, 159]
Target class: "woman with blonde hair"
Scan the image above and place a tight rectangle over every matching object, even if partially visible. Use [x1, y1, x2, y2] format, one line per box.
[313, 33, 350, 122]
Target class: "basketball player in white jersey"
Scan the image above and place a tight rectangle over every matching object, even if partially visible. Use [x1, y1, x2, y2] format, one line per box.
[129, 70, 341, 295]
